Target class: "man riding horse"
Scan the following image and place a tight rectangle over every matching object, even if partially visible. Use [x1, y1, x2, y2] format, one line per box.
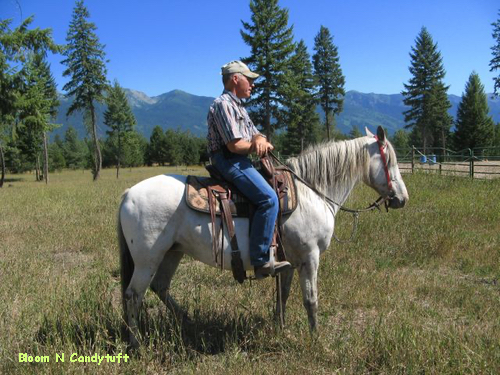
[206, 60, 291, 279]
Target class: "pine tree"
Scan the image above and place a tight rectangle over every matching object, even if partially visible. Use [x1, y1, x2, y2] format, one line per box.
[312, 25, 345, 141]
[282, 40, 320, 154]
[61, 0, 108, 181]
[104, 80, 136, 178]
[240, 0, 295, 139]
[0, 16, 59, 187]
[392, 129, 410, 150]
[17, 53, 59, 183]
[402, 27, 452, 153]
[63, 126, 86, 169]
[149, 125, 167, 165]
[454, 72, 495, 150]
[164, 128, 183, 166]
[120, 131, 146, 168]
[349, 125, 362, 139]
[490, 10, 500, 97]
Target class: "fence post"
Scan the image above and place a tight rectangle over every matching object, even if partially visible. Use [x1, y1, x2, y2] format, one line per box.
[469, 149, 474, 179]
[411, 146, 415, 174]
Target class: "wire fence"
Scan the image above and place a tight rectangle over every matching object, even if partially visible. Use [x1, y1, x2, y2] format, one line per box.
[395, 146, 500, 179]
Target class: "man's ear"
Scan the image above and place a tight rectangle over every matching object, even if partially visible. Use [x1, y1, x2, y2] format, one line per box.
[376, 126, 386, 142]
[365, 127, 374, 137]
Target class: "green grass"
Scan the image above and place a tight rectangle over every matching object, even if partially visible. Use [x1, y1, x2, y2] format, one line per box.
[1, 168, 499, 374]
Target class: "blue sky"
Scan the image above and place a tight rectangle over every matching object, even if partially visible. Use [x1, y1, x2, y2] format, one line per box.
[2, 0, 499, 98]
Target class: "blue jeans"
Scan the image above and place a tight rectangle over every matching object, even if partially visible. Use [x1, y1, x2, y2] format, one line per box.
[211, 152, 278, 267]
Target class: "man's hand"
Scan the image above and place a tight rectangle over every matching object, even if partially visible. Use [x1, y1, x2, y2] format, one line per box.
[252, 135, 274, 157]
[226, 135, 274, 156]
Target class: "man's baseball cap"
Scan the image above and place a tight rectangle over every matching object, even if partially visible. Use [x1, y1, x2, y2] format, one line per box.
[221, 60, 259, 79]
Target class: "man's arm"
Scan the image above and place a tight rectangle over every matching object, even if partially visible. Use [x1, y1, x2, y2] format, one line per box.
[227, 135, 273, 157]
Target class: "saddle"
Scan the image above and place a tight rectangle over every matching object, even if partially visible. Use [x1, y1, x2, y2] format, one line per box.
[185, 156, 298, 283]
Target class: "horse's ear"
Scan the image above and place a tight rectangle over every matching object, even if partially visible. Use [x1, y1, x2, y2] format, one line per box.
[365, 127, 374, 137]
[376, 126, 386, 142]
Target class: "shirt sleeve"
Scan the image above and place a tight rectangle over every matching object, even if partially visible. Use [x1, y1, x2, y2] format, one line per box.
[245, 112, 263, 139]
[210, 100, 243, 145]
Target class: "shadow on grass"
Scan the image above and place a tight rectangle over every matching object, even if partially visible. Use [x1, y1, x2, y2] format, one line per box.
[34, 301, 267, 357]
[133, 303, 268, 356]
[3, 177, 24, 183]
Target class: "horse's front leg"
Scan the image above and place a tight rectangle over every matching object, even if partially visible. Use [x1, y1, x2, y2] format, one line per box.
[275, 268, 294, 327]
[298, 250, 320, 331]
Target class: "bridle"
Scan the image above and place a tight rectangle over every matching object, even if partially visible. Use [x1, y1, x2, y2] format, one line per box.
[374, 135, 394, 198]
[268, 136, 396, 242]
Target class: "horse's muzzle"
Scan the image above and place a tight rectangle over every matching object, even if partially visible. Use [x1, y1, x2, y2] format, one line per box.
[388, 195, 407, 209]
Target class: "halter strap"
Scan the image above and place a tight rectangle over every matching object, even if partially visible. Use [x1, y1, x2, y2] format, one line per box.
[374, 135, 393, 192]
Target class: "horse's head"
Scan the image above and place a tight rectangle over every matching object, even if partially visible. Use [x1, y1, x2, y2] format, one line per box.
[364, 126, 409, 209]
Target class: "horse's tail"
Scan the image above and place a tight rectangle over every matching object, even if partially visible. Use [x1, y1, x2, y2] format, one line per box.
[118, 189, 134, 314]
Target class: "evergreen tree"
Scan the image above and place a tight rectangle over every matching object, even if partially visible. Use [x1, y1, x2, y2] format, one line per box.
[61, 0, 108, 181]
[348, 125, 362, 139]
[164, 128, 183, 166]
[494, 123, 500, 147]
[429, 81, 453, 150]
[104, 80, 136, 178]
[174, 130, 199, 167]
[148, 125, 167, 165]
[63, 125, 86, 169]
[48, 141, 66, 171]
[454, 72, 495, 150]
[402, 27, 452, 153]
[0, 16, 59, 186]
[391, 129, 410, 150]
[282, 40, 320, 154]
[17, 53, 59, 183]
[312, 25, 345, 141]
[490, 10, 500, 97]
[240, 0, 295, 139]
[121, 131, 146, 168]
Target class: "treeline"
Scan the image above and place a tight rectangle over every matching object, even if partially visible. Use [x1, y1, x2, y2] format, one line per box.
[3, 125, 208, 174]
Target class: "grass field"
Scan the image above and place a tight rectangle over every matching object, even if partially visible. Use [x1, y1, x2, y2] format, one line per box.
[1, 167, 499, 374]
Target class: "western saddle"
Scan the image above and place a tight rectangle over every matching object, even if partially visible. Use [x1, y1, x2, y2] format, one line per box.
[185, 156, 297, 283]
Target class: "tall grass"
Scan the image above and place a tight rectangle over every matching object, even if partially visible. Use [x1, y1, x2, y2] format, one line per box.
[1, 168, 499, 374]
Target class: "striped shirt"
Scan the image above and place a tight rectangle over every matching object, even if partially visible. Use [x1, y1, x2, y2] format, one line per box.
[207, 90, 261, 153]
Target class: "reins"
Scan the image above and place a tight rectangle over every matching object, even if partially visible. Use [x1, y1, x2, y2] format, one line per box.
[268, 147, 391, 243]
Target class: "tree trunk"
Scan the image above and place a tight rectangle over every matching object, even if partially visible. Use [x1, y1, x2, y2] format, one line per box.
[265, 92, 272, 140]
[43, 132, 49, 184]
[324, 103, 331, 141]
[0, 142, 5, 188]
[116, 132, 121, 179]
[90, 103, 102, 181]
[35, 156, 40, 181]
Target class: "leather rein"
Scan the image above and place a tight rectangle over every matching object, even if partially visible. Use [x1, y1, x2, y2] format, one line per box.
[268, 136, 395, 243]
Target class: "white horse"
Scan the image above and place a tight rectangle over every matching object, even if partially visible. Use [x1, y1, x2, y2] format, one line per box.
[118, 126, 408, 346]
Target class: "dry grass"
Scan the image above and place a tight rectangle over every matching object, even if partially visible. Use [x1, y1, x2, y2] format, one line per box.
[0, 167, 499, 374]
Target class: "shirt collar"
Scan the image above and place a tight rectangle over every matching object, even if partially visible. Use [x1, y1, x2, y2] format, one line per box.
[223, 90, 243, 105]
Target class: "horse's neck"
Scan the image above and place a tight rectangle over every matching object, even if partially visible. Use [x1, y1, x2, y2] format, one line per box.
[326, 178, 360, 215]
[288, 138, 367, 215]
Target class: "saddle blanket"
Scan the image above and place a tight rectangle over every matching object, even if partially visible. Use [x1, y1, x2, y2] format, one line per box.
[185, 171, 298, 218]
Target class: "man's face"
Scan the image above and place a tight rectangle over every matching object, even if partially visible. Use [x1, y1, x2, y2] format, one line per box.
[234, 74, 255, 99]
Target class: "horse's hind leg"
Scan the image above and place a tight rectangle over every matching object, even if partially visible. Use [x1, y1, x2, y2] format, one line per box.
[275, 268, 294, 327]
[150, 249, 186, 321]
[124, 265, 159, 348]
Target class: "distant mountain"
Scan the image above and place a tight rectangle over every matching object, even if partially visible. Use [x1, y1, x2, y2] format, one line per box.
[336, 91, 500, 135]
[52, 89, 214, 140]
[51, 89, 500, 141]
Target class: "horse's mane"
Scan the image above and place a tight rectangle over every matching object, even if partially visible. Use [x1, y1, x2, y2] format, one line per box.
[286, 137, 371, 194]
